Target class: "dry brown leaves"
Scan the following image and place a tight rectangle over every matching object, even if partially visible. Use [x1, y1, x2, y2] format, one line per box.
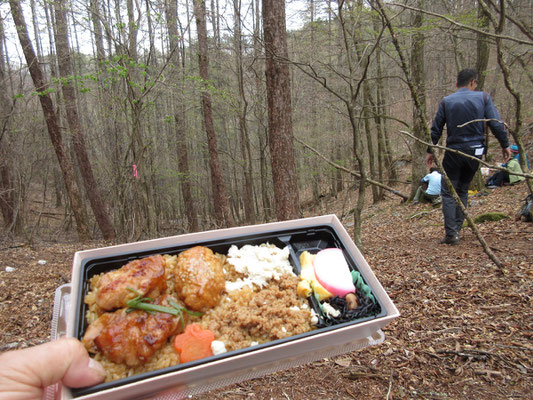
[0, 185, 531, 400]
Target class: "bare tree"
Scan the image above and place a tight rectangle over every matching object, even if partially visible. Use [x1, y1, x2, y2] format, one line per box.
[252, 0, 272, 221]
[165, 0, 199, 231]
[193, 0, 234, 227]
[481, 0, 532, 194]
[9, 0, 90, 241]
[262, 0, 300, 221]
[54, 0, 116, 240]
[233, 0, 255, 224]
[409, 0, 428, 200]
[0, 16, 18, 233]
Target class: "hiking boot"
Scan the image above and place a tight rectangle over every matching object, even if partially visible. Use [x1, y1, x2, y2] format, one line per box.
[440, 235, 460, 245]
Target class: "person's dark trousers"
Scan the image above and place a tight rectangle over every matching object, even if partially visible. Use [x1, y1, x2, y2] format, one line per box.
[441, 149, 481, 237]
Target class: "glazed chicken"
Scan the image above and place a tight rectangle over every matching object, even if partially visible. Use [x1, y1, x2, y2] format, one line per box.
[83, 295, 183, 366]
[174, 246, 225, 311]
[95, 255, 167, 311]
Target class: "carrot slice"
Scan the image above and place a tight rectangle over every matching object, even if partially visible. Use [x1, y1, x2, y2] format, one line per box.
[174, 323, 215, 363]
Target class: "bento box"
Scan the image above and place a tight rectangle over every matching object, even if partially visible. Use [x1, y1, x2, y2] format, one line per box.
[49, 214, 399, 400]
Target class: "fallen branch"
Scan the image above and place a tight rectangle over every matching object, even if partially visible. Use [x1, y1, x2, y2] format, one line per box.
[435, 349, 531, 374]
[409, 209, 439, 220]
[386, 370, 393, 400]
[474, 369, 503, 377]
[342, 371, 389, 380]
[295, 137, 408, 201]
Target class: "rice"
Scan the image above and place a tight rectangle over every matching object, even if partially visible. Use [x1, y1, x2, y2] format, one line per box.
[200, 274, 313, 351]
[225, 243, 294, 291]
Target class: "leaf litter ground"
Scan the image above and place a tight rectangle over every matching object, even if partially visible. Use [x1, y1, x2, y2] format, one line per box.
[0, 184, 531, 399]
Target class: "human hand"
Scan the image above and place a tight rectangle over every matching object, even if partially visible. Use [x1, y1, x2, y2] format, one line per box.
[502, 147, 512, 164]
[0, 338, 105, 400]
[425, 153, 435, 169]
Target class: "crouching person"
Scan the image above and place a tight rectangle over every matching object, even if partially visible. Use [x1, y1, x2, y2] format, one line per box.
[413, 168, 442, 205]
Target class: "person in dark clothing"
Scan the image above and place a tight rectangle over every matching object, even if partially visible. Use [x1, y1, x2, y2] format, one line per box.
[426, 68, 512, 245]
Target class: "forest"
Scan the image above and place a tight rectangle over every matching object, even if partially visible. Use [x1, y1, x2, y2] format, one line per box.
[0, 0, 531, 245]
[0, 1, 532, 399]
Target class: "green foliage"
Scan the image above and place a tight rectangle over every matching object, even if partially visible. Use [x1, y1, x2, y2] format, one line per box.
[186, 75, 233, 104]
[51, 74, 97, 94]
[473, 212, 509, 223]
[34, 88, 56, 97]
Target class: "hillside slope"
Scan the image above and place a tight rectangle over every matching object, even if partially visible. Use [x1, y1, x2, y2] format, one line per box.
[0, 183, 531, 399]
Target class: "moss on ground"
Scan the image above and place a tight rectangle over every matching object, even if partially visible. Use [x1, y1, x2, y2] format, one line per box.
[473, 212, 509, 223]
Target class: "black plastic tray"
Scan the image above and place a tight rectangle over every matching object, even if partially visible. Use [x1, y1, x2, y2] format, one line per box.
[72, 224, 384, 397]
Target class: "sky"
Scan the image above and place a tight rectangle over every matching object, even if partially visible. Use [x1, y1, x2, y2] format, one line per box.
[0, 0, 316, 61]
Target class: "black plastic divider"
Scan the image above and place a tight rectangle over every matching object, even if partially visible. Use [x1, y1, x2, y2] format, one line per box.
[284, 228, 383, 328]
[72, 224, 385, 398]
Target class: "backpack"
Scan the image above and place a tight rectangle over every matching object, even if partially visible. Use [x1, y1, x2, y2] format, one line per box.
[486, 171, 506, 187]
[517, 194, 533, 222]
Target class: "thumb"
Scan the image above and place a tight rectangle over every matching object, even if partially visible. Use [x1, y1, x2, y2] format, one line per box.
[0, 338, 105, 400]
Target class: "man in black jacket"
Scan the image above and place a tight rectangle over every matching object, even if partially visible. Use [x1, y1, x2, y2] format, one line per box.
[426, 68, 512, 245]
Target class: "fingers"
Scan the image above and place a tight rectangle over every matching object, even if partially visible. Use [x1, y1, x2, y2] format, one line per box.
[0, 338, 105, 399]
[59, 338, 106, 388]
[502, 147, 512, 163]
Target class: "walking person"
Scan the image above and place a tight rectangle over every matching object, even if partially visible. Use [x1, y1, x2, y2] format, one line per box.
[426, 68, 512, 245]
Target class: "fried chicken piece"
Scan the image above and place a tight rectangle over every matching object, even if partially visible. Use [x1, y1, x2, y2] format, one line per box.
[174, 246, 225, 312]
[83, 295, 184, 366]
[95, 255, 167, 311]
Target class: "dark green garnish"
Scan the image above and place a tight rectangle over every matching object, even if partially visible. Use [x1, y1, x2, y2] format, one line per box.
[126, 288, 203, 329]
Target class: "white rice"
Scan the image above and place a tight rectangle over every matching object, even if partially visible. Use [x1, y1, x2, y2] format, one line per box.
[225, 244, 295, 292]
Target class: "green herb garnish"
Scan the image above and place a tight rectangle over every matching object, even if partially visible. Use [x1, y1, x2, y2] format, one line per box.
[126, 288, 203, 329]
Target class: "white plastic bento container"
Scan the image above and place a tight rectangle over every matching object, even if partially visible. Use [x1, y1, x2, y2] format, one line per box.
[48, 214, 399, 400]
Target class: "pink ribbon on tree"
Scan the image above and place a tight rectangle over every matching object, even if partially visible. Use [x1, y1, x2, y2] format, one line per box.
[132, 164, 138, 178]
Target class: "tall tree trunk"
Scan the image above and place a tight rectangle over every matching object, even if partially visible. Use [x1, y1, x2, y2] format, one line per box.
[0, 17, 18, 232]
[470, 2, 492, 191]
[262, 0, 300, 221]
[370, 2, 396, 186]
[350, 3, 378, 204]
[409, 0, 427, 201]
[165, 0, 199, 232]
[253, 0, 271, 221]
[234, 0, 255, 224]
[145, 0, 156, 67]
[90, 0, 125, 233]
[362, 82, 379, 203]
[193, 0, 234, 227]
[336, 0, 370, 248]
[475, 3, 491, 91]
[54, 0, 116, 240]
[29, 0, 43, 59]
[9, 0, 90, 241]
[126, 0, 158, 239]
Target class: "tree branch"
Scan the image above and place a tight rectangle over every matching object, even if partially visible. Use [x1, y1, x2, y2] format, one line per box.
[388, 2, 533, 46]
[399, 129, 533, 179]
[294, 136, 408, 201]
